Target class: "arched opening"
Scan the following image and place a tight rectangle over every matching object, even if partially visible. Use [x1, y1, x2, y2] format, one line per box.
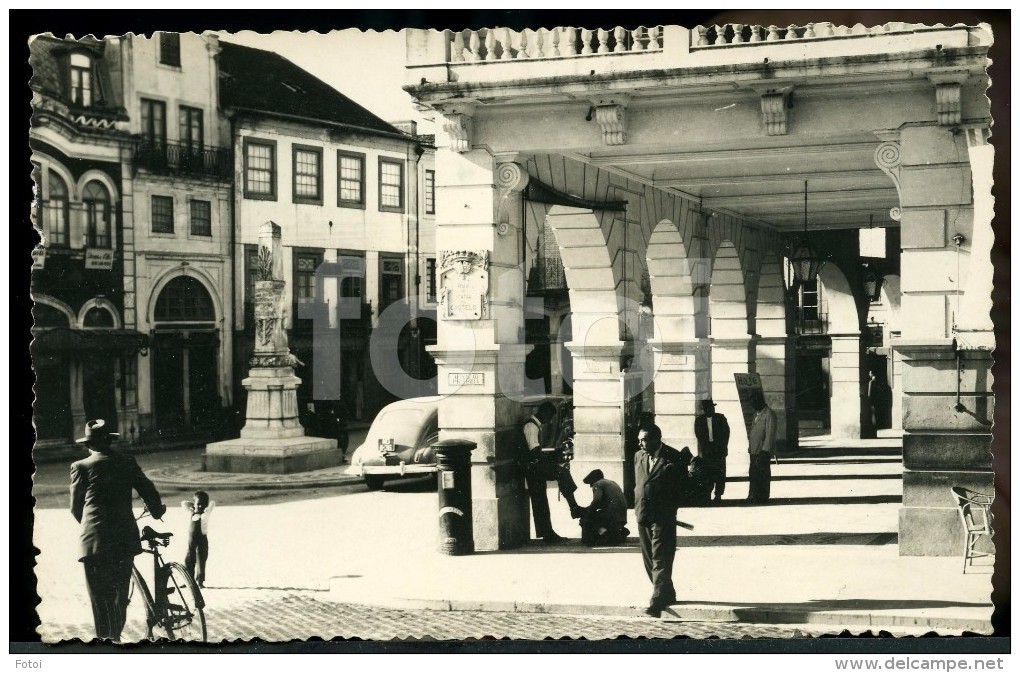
[82, 306, 116, 328]
[31, 300, 73, 441]
[44, 169, 70, 247]
[151, 275, 221, 435]
[82, 180, 112, 249]
[708, 241, 753, 472]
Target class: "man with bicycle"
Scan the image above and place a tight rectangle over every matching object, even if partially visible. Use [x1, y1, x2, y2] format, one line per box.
[71, 419, 167, 641]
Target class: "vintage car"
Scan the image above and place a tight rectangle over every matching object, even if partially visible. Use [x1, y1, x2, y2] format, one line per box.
[350, 394, 574, 490]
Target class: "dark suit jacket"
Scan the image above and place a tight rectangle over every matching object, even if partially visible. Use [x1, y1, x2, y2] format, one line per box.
[70, 449, 164, 561]
[694, 413, 730, 460]
[634, 444, 687, 525]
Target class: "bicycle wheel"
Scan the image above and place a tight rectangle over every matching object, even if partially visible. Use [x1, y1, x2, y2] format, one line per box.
[125, 567, 157, 643]
[161, 562, 207, 642]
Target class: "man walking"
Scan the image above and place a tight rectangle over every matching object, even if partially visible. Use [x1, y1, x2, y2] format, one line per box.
[747, 393, 777, 504]
[572, 469, 629, 546]
[70, 419, 166, 641]
[693, 398, 730, 502]
[523, 402, 580, 543]
[634, 424, 687, 617]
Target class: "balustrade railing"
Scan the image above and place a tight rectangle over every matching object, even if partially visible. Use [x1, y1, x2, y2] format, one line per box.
[691, 21, 933, 47]
[449, 26, 663, 62]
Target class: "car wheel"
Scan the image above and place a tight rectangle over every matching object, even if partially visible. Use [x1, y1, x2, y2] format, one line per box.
[364, 475, 385, 491]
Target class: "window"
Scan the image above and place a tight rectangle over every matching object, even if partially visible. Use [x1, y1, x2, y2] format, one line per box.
[179, 106, 203, 151]
[424, 169, 435, 215]
[190, 200, 211, 237]
[294, 253, 321, 301]
[83, 181, 111, 248]
[151, 195, 174, 234]
[154, 276, 215, 321]
[425, 258, 437, 302]
[243, 138, 276, 200]
[159, 32, 181, 67]
[337, 151, 365, 208]
[378, 158, 405, 213]
[141, 99, 167, 146]
[339, 255, 365, 301]
[69, 53, 92, 106]
[45, 170, 69, 247]
[292, 145, 323, 204]
[82, 306, 115, 328]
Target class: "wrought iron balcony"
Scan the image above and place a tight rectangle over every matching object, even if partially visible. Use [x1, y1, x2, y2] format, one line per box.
[794, 307, 828, 335]
[134, 140, 232, 179]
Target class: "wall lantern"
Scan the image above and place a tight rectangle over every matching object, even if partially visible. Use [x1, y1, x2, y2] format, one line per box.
[861, 263, 886, 302]
[785, 180, 826, 286]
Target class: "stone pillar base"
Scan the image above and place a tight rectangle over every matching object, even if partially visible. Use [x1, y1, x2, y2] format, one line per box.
[204, 436, 340, 474]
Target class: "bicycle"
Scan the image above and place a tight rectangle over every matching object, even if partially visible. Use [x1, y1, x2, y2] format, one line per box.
[128, 509, 207, 642]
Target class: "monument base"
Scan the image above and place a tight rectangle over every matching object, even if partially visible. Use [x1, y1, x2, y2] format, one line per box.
[203, 436, 341, 475]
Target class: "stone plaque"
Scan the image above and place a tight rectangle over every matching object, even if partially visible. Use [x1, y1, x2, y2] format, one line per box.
[448, 372, 484, 386]
[439, 250, 489, 320]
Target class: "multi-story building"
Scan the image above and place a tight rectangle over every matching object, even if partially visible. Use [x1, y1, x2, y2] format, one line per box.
[29, 35, 145, 452]
[218, 41, 436, 423]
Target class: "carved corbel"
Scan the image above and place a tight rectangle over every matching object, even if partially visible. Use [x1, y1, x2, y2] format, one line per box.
[873, 132, 902, 221]
[927, 72, 969, 126]
[591, 95, 629, 145]
[439, 105, 475, 152]
[494, 161, 530, 236]
[759, 87, 792, 136]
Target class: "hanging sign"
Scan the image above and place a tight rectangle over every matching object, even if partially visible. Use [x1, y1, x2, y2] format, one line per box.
[32, 247, 46, 270]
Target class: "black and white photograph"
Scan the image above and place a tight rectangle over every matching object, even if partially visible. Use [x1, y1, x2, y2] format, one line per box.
[14, 9, 1009, 663]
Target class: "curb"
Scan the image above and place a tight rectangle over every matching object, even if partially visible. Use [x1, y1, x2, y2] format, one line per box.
[322, 584, 992, 634]
[146, 468, 365, 491]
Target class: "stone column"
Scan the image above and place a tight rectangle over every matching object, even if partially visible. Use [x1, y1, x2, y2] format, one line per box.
[549, 312, 566, 395]
[710, 335, 755, 476]
[829, 334, 862, 440]
[883, 123, 993, 556]
[565, 342, 630, 489]
[756, 336, 797, 452]
[649, 338, 710, 451]
[428, 148, 531, 551]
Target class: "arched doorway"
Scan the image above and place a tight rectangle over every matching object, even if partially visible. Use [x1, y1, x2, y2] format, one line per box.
[31, 301, 74, 441]
[151, 275, 220, 435]
[80, 304, 120, 432]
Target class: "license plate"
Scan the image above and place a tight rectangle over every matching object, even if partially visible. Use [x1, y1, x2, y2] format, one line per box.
[378, 438, 394, 453]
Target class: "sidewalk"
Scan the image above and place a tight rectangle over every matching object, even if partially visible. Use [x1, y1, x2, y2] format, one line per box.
[32, 434, 995, 638]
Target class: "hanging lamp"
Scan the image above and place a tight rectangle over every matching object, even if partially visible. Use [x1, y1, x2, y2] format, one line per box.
[787, 180, 825, 285]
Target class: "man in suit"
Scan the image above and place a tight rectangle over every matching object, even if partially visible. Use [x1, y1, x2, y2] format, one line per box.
[693, 398, 730, 502]
[747, 392, 778, 504]
[71, 419, 166, 641]
[572, 469, 629, 546]
[634, 423, 689, 617]
[523, 402, 579, 543]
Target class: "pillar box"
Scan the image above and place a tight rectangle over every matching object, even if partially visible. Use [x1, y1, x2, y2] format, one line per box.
[434, 438, 477, 555]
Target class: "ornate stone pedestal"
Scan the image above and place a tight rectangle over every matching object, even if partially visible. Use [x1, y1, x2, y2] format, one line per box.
[204, 221, 339, 474]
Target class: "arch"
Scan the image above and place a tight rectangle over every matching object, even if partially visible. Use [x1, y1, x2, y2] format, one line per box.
[544, 205, 624, 348]
[78, 297, 122, 329]
[32, 294, 76, 327]
[31, 153, 77, 200]
[646, 219, 703, 342]
[709, 240, 750, 339]
[148, 267, 223, 325]
[75, 169, 119, 203]
[154, 276, 216, 322]
[817, 264, 860, 335]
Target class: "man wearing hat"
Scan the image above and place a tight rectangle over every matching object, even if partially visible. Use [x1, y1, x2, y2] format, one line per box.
[693, 398, 730, 502]
[70, 419, 167, 641]
[571, 469, 629, 546]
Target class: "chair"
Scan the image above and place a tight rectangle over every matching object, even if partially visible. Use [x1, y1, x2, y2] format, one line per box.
[950, 486, 994, 573]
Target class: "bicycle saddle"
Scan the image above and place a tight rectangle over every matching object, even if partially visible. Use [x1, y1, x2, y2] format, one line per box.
[140, 526, 173, 543]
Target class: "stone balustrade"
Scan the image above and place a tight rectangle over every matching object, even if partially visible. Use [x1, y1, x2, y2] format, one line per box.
[691, 21, 940, 47]
[449, 26, 663, 62]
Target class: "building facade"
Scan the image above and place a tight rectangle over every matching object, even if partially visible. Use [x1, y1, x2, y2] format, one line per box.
[404, 23, 994, 555]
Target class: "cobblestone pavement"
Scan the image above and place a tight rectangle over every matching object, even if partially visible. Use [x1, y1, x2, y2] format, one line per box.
[37, 588, 908, 643]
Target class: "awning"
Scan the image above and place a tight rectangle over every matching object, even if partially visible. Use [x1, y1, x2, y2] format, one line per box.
[31, 328, 149, 354]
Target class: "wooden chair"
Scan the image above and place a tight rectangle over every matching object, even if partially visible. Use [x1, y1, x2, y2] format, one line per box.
[950, 486, 994, 573]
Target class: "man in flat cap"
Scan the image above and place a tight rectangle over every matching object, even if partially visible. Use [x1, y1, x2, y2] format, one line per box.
[571, 469, 629, 546]
[70, 419, 166, 641]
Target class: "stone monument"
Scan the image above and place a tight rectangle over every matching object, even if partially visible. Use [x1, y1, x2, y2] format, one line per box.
[204, 222, 340, 474]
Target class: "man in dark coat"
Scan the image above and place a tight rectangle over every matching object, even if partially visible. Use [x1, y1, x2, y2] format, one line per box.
[572, 469, 629, 546]
[523, 402, 579, 543]
[694, 398, 730, 502]
[70, 419, 166, 641]
[634, 423, 688, 617]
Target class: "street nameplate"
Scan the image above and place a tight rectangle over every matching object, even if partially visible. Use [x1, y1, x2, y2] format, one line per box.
[448, 372, 484, 386]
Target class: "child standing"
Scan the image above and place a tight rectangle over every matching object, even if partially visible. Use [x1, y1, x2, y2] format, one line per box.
[181, 490, 214, 588]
